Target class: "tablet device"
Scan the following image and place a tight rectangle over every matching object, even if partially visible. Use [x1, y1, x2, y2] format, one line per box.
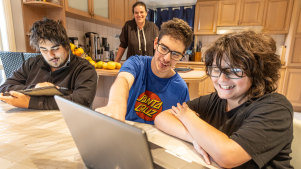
[3, 86, 71, 96]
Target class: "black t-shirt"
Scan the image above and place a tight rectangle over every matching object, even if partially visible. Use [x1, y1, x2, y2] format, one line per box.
[187, 92, 293, 169]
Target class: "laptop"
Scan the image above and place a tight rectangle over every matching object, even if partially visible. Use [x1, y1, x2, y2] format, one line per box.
[54, 96, 208, 169]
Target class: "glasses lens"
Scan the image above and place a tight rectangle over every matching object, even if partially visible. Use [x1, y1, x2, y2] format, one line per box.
[171, 52, 183, 61]
[208, 66, 220, 77]
[227, 68, 244, 79]
[208, 66, 244, 79]
[158, 44, 169, 55]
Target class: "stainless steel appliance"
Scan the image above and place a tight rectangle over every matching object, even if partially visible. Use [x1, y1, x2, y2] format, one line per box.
[85, 32, 101, 60]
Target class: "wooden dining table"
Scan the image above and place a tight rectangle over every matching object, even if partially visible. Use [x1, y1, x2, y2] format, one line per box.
[0, 101, 220, 169]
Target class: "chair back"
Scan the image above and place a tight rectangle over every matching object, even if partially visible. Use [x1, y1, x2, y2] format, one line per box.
[291, 118, 301, 168]
[0, 51, 40, 78]
[0, 51, 24, 78]
[23, 52, 40, 61]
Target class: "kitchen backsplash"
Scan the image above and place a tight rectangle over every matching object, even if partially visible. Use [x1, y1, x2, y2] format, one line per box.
[66, 17, 123, 59]
[196, 34, 286, 56]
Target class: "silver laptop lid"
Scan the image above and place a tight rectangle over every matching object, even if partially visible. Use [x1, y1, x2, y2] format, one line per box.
[55, 96, 154, 169]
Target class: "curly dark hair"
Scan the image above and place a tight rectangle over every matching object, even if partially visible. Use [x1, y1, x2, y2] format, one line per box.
[158, 18, 193, 51]
[204, 31, 281, 100]
[132, 1, 147, 14]
[29, 18, 70, 51]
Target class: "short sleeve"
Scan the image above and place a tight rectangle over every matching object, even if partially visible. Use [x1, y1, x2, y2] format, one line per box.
[230, 100, 293, 168]
[119, 56, 144, 79]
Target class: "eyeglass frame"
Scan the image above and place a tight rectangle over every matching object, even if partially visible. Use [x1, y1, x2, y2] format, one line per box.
[207, 66, 245, 79]
[156, 43, 185, 61]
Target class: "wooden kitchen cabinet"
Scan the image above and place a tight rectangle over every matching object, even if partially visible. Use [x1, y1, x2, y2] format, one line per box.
[22, 0, 66, 52]
[194, 1, 219, 34]
[199, 76, 215, 96]
[65, 0, 91, 18]
[217, 0, 265, 26]
[281, 0, 301, 111]
[65, 0, 110, 23]
[217, 0, 240, 26]
[110, 0, 125, 27]
[125, 0, 137, 22]
[263, 0, 293, 34]
[282, 69, 301, 111]
[92, 0, 110, 23]
[239, 0, 265, 25]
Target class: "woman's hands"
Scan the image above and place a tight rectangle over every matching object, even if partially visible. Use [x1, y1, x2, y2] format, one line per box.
[170, 102, 197, 120]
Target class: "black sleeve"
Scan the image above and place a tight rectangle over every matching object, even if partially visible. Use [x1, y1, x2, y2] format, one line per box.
[119, 21, 129, 49]
[28, 65, 98, 110]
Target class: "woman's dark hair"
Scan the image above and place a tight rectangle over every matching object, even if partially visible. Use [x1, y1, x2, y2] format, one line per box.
[132, 1, 147, 14]
[158, 18, 193, 51]
[204, 31, 281, 100]
[29, 18, 70, 51]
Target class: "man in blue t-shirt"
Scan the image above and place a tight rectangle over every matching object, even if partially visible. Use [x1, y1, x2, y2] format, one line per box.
[95, 18, 193, 124]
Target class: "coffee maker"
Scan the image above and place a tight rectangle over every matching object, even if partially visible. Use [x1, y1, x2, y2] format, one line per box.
[85, 32, 101, 60]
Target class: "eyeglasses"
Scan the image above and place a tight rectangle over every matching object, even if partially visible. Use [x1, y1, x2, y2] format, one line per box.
[207, 66, 245, 79]
[157, 43, 184, 61]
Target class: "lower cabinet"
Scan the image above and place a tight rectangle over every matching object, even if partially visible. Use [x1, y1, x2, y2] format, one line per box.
[282, 68, 301, 111]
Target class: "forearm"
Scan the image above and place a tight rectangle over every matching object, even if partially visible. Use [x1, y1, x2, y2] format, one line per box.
[155, 110, 193, 143]
[114, 47, 126, 62]
[180, 113, 250, 168]
[106, 76, 130, 117]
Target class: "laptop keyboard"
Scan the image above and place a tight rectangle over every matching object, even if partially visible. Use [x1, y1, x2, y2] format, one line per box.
[149, 142, 209, 169]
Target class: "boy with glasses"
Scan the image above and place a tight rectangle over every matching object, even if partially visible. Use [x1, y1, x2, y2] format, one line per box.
[95, 18, 193, 124]
[0, 18, 97, 109]
[155, 31, 293, 169]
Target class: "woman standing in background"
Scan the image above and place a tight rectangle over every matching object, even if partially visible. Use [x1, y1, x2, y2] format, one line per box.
[114, 1, 159, 62]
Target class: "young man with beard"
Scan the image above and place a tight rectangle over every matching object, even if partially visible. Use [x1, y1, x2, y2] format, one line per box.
[95, 18, 193, 124]
[0, 18, 97, 110]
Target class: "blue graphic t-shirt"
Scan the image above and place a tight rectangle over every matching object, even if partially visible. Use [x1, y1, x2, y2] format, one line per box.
[120, 55, 190, 124]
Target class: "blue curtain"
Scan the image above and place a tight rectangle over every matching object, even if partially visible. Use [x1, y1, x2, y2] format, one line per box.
[153, 5, 195, 30]
[148, 5, 195, 50]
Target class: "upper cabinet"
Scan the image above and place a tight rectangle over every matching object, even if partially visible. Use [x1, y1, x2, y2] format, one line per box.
[22, 0, 66, 52]
[125, 0, 137, 22]
[217, 0, 265, 26]
[93, 0, 110, 23]
[217, 0, 241, 26]
[195, 0, 293, 34]
[239, 0, 265, 25]
[65, 0, 91, 18]
[194, 1, 219, 35]
[110, 0, 125, 27]
[65, 0, 135, 28]
[65, 0, 110, 23]
[262, 0, 294, 34]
